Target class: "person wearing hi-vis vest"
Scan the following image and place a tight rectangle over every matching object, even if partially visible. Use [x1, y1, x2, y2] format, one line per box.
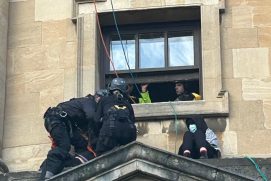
[174, 80, 201, 101]
[126, 83, 152, 104]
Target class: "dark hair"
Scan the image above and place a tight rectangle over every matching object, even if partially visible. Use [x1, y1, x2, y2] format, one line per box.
[175, 80, 184, 84]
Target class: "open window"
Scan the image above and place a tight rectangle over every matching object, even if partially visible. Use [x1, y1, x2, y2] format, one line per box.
[128, 80, 199, 103]
[99, 7, 202, 103]
[73, 1, 228, 119]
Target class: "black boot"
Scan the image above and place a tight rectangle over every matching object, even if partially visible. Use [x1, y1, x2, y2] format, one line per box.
[45, 171, 54, 179]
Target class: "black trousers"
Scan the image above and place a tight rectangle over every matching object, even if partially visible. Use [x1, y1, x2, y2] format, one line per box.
[40, 116, 91, 179]
[178, 131, 217, 159]
[40, 122, 70, 179]
[96, 121, 137, 155]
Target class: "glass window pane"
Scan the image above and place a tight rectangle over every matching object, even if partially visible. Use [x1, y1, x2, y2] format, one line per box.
[110, 35, 135, 71]
[168, 32, 194, 67]
[139, 33, 165, 69]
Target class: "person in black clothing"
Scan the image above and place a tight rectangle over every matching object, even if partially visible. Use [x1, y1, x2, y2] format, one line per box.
[40, 91, 107, 180]
[175, 81, 200, 101]
[178, 117, 221, 159]
[95, 78, 137, 155]
[94, 89, 109, 103]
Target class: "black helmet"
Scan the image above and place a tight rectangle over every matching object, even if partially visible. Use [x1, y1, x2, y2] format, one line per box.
[95, 89, 109, 97]
[109, 78, 127, 93]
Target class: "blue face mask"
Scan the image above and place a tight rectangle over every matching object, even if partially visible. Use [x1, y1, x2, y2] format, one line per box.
[189, 124, 197, 133]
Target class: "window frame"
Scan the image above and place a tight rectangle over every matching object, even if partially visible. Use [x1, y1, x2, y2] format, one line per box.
[103, 21, 201, 76]
[100, 21, 202, 100]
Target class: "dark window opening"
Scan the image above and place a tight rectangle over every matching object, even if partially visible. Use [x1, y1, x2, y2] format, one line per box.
[128, 80, 200, 103]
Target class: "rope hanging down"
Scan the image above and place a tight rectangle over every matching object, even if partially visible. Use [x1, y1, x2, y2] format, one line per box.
[169, 101, 179, 154]
[245, 156, 268, 181]
[93, 0, 147, 102]
[109, 0, 145, 102]
[93, 0, 118, 77]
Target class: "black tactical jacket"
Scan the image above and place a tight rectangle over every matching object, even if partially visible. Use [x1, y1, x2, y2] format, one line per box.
[175, 92, 195, 101]
[57, 96, 96, 131]
[94, 93, 135, 129]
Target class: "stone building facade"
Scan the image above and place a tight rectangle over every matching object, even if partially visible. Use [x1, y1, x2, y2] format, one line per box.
[0, 0, 9, 158]
[0, 0, 271, 172]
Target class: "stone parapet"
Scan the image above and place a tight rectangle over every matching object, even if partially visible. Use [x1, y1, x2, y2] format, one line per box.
[133, 92, 229, 120]
[1, 157, 269, 180]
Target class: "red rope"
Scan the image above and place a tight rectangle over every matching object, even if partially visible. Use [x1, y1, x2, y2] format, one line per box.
[93, 0, 119, 77]
[87, 146, 97, 157]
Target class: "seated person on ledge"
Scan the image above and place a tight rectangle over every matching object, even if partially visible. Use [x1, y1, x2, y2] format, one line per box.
[178, 117, 221, 159]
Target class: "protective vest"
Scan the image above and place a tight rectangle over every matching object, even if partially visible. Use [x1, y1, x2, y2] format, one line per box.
[106, 104, 131, 123]
[139, 91, 151, 103]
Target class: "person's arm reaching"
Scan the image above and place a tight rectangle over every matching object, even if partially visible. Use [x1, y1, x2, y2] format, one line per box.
[139, 84, 151, 103]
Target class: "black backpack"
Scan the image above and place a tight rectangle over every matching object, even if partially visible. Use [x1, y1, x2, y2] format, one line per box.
[107, 104, 131, 123]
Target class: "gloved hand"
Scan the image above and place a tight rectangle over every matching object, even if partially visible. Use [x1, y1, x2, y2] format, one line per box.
[189, 124, 197, 133]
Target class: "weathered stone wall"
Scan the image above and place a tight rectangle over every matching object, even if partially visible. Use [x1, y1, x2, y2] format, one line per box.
[221, 0, 271, 157]
[3, 0, 271, 172]
[0, 0, 9, 157]
[3, 0, 77, 171]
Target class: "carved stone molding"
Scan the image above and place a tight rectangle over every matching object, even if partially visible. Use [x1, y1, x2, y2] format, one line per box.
[219, 0, 225, 12]
[76, 17, 84, 97]
[72, 0, 107, 22]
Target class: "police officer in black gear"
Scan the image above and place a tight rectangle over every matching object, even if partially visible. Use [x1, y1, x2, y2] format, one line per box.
[95, 78, 137, 155]
[40, 94, 98, 180]
[88, 89, 109, 149]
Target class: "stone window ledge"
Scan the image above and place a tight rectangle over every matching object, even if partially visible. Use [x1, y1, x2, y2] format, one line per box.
[133, 91, 229, 121]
